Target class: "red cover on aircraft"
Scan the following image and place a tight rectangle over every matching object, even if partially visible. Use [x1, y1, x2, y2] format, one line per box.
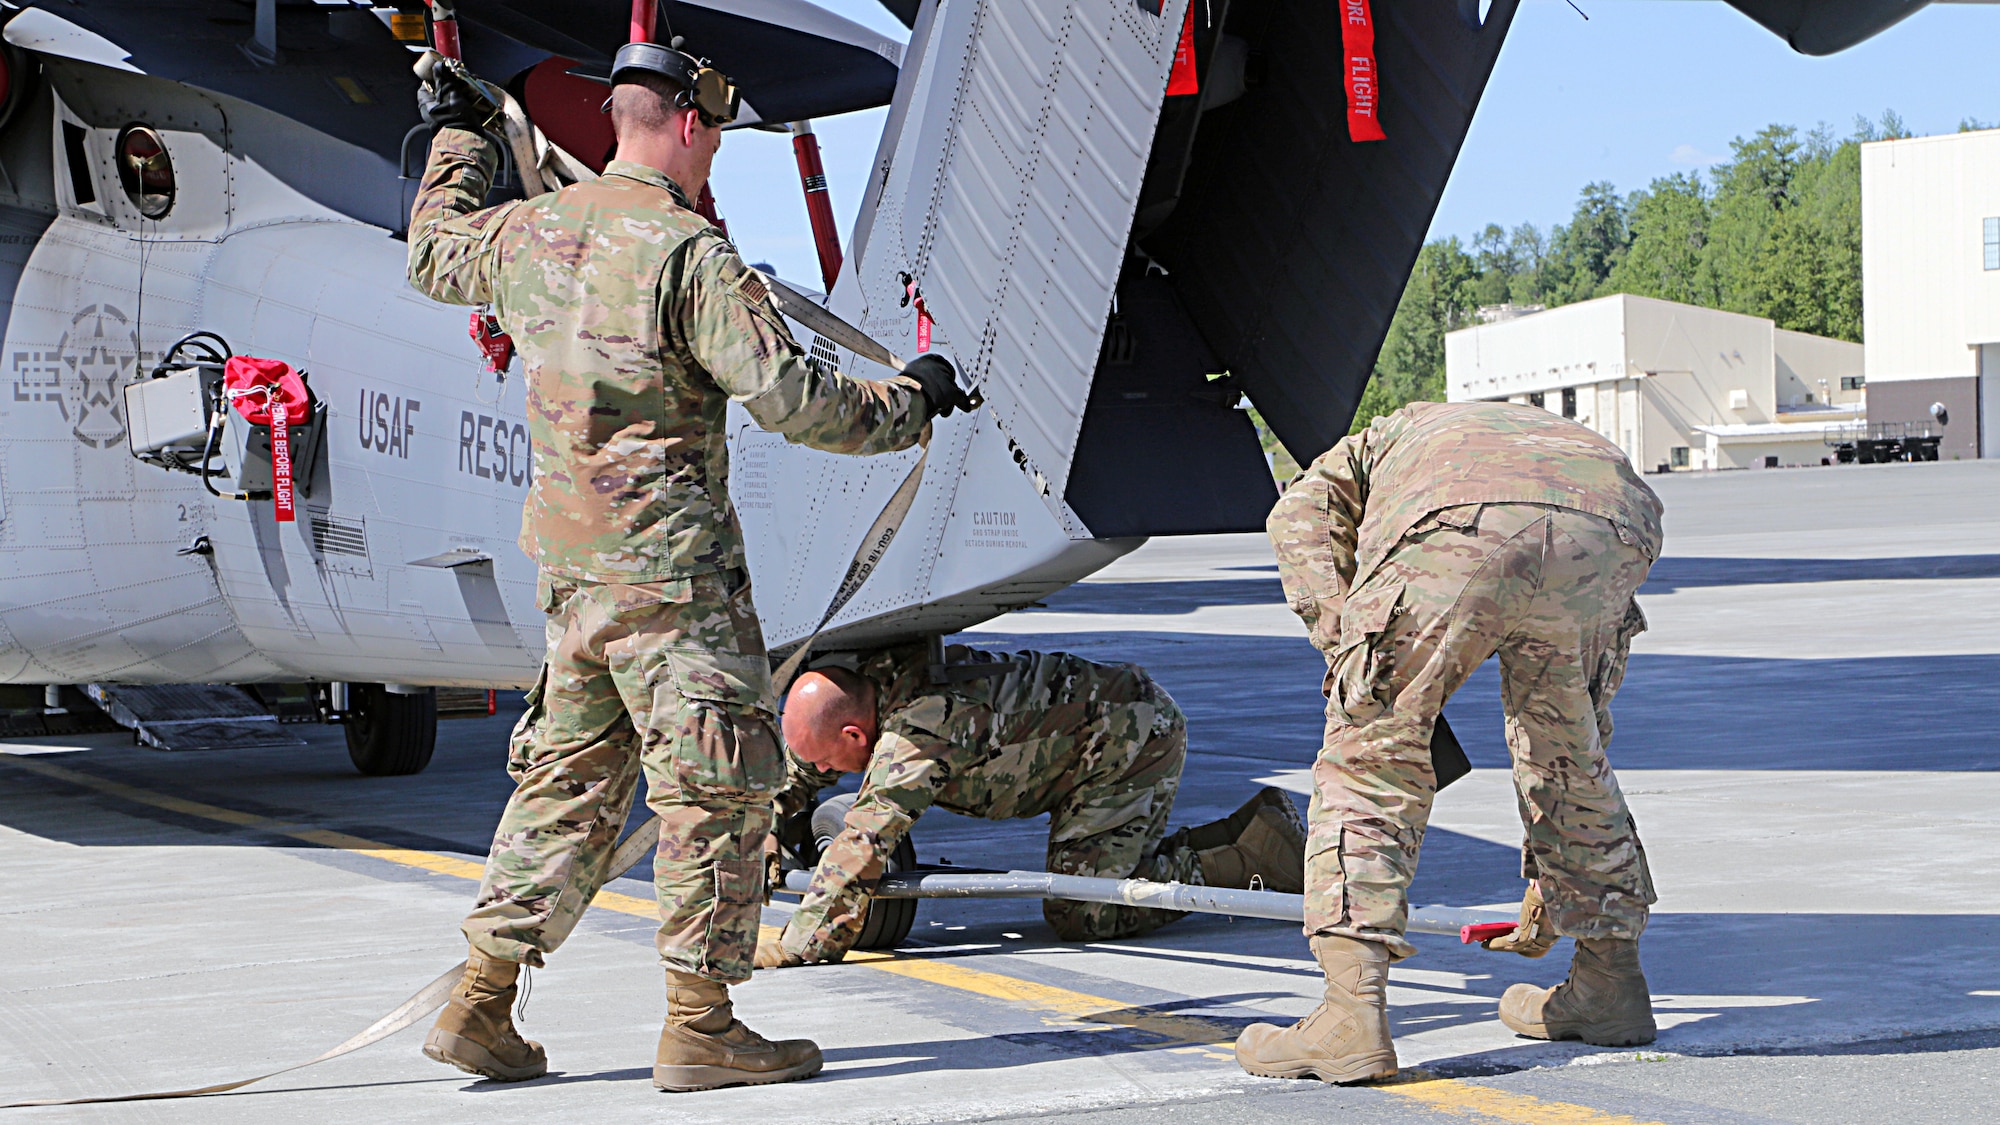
[1341, 0, 1386, 142]
[1166, 5, 1199, 96]
[223, 356, 309, 425]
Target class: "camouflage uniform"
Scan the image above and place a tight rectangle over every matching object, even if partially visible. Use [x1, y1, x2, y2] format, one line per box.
[774, 644, 1196, 963]
[1268, 402, 1662, 959]
[408, 127, 927, 982]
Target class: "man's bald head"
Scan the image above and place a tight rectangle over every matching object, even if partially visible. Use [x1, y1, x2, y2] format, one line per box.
[783, 668, 879, 774]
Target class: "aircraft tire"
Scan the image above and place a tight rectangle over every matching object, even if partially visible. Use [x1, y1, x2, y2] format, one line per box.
[811, 792, 918, 950]
[345, 683, 438, 777]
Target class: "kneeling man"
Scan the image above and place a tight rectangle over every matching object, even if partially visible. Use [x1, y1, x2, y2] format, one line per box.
[756, 643, 1305, 967]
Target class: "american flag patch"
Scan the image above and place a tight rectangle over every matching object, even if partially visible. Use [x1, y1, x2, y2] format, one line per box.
[737, 270, 769, 304]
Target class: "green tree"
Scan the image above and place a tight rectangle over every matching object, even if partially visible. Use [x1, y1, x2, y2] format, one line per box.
[1541, 182, 1631, 304]
[1348, 112, 1887, 426]
[1606, 172, 1715, 306]
[1469, 223, 1514, 306]
[1706, 124, 1802, 315]
[1349, 238, 1477, 433]
[1505, 222, 1550, 305]
[1853, 109, 1911, 142]
[1751, 130, 1863, 341]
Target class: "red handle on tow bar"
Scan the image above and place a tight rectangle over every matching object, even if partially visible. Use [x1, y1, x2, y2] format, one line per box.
[1461, 922, 1517, 945]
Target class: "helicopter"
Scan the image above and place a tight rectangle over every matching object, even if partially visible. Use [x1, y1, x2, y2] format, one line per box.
[0, 0, 1942, 773]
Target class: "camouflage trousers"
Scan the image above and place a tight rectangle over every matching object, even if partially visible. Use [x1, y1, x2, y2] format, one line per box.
[461, 568, 783, 983]
[1043, 679, 1198, 940]
[1307, 503, 1657, 959]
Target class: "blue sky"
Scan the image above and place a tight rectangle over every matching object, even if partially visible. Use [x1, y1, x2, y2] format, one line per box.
[707, 0, 2000, 283]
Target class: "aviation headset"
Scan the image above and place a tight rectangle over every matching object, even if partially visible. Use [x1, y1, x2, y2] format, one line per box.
[608, 39, 741, 128]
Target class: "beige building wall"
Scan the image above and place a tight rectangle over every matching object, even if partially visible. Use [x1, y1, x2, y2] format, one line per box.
[1622, 297, 1780, 422]
[1446, 298, 1630, 400]
[1861, 128, 2000, 456]
[1862, 129, 2000, 383]
[1775, 328, 1866, 410]
[1447, 294, 1862, 472]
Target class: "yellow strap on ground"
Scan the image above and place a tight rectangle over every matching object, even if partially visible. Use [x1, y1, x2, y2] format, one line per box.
[1, 751, 1667, 1124]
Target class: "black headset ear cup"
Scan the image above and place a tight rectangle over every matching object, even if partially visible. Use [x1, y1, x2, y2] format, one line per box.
[609, 41, 736, 126]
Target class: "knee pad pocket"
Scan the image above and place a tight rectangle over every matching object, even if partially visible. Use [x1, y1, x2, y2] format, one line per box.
[1326, 581, 1405, 726]
[659, 648, 783, 801]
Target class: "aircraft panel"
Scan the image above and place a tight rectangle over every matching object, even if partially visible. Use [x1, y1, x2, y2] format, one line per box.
[194, 222, 542, 686]
[922, 0, 1184, 524]
[1144, 0, 1517, 464]
[733, 0, 1188, 653]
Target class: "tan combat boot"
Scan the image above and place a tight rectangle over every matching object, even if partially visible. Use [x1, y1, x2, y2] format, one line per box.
[1236, 935, 1397, 1084]
[1482, 881, 1558, 958]
[1499, 937, 1657, 1047]
[1190, 788, 1307, 893]
[423, 953, 548, 1081]
[653, 969, 824, 1091]
[1176, 787, 1301, 853]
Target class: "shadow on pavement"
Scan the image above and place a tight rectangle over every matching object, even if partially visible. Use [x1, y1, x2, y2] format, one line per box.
[1030, 554, 2000, 615]
[969, 630, 2000, 773]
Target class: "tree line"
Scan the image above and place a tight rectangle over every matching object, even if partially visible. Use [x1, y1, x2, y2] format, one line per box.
[1339, 112, 1968, 437]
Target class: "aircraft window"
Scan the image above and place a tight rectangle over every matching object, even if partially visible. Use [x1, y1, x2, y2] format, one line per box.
[60, 121, 94, 206]
[116, 125, 174, 219]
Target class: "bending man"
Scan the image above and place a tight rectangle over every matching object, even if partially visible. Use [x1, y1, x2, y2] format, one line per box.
[405, 43, 969, 1091]
[1238, 401, 1663, 1085]
[756, 643, 1307, 966]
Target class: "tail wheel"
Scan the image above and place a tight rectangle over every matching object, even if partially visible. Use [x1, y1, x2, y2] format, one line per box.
[810, 792, 918, 951]
[344, 683, 437, 776]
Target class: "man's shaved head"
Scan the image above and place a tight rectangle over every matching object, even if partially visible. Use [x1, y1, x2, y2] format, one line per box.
[783, 668, 879, 774]
[609, 73, 685, 137]
[606, 71, 722, 199]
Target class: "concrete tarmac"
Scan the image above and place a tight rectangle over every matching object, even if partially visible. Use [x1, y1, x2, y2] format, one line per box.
[4, 460, 1998, 1123]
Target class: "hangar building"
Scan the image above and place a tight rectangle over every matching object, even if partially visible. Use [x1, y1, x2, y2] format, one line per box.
[1861, 127, 2000, 460]
[1444, 294, 1864, 472]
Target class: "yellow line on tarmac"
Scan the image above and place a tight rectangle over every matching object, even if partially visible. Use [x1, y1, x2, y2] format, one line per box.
[853, 953, 1239, 1051]
[1388, 1073, 1670, 1124]
[2, 752, 1665, 1124]
[0, 753, 661, 915]
[0, 754, 482, 880]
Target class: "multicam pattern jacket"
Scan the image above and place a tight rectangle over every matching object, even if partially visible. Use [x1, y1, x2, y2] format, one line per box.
[408, 127, 926, 582]
[1268, 401, 1664, 653]
[774, 644, 1151, 962]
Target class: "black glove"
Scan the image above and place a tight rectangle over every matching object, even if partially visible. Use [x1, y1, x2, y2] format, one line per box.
[902, 354, 974, 419]
[417, 57, 500, 134]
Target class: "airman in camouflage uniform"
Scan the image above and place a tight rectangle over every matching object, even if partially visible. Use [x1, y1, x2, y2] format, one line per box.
[756, 643, 1307, 966]
[1237, 401, 1665, 1086]
[404, 52, 956, 1091]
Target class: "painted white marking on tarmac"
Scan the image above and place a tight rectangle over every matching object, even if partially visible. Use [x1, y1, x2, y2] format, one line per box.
[0, 742, 93, 755]
[1650, 995, 1819, 1008]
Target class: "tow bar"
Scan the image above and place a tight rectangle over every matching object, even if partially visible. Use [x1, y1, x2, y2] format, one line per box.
[782, 867, 1519, 945]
